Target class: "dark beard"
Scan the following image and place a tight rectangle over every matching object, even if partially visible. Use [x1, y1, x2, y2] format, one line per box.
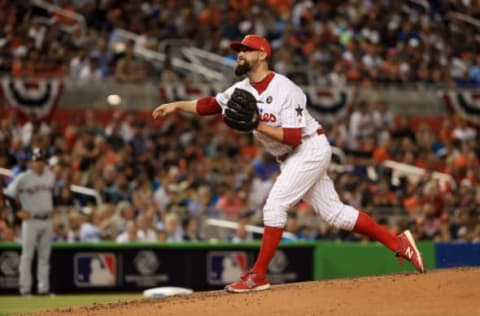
[234, 62, 251, 76]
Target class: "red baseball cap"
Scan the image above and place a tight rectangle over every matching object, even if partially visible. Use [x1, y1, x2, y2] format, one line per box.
[230, 34, 271, 58]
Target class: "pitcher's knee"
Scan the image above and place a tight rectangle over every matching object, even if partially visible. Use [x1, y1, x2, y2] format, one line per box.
[263, 207, 287, 228]
[323, 206, 358, 231]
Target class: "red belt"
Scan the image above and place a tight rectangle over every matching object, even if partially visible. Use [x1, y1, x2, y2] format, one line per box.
[276, 128, 324, 163]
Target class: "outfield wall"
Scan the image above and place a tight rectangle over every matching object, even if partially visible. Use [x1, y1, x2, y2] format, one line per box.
[0, 241, 478, 294]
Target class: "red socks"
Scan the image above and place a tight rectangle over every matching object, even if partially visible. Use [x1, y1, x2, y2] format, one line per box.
[252, 226, 283, 276]
[353, 211, 399, 252]
[251, 212, 398, 277]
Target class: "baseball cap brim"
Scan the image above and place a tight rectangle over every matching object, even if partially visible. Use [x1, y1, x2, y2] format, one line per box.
[31, 155, 45, 161]
[230, 42, 254, 52]
[31, 148, 45, 161]
[229, 35, 271, 57]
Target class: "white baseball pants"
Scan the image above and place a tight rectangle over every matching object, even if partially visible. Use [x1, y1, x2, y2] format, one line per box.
[263, 134, 359, 229]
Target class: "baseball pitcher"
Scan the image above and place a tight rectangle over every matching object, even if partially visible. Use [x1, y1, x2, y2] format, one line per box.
[152, 34, 425, 293]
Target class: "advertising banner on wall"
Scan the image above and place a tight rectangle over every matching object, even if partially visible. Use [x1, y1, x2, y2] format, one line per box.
[0, 251, 20, 290]
[0, 245, 314, 294]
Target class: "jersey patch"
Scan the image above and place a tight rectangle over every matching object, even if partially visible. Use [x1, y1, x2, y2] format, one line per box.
[295, 105, 303, 117]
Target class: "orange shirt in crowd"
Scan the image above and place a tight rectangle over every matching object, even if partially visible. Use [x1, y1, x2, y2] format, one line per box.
[215, 196, 245, 220]
[267, 0, 293, 14]
[229, 0, 251, 10]
[199, 7, 221, 27]
[373, 146, 389, 163]
[240, 145, 258, 158]
[52, 5, 77, 25]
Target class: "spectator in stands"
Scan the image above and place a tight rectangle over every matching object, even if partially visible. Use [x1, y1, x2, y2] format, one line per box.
[348, 101, 375, 150]
[187, 185, 218, 219]
[283, 211, 300, 241]
[231, 222, 252, 243]
[105, 172, 130, 203]
[182, 217, 202, 241]
[451, 208, 477, 242]
[69, 49, 90, 79]
[452, 116, 477, 143]
[115, 220, 138, 243]
[64, 209, 81, 242]
[163, 212, 183, 242]
[28, 17, 46, 50]
[78, 57, 102, 82]
[297, 223, 319, 241]
[89, 38, 113, 77]
[136, 213, 157, 242]
[215, 184, 247, 220]
[0, 205, 11, 241]
[51, 216, 68, 242]
[114, 40, 146, 83]
[78, 208, 103, 242]
[110, 201, 135, 236]
[20, 116, 51, 147]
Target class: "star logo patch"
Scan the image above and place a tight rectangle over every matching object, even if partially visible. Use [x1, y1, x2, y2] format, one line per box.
[295, 105, 303, 117]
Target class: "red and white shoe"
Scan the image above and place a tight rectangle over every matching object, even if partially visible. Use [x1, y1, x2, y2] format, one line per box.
[397, 230, 426, 273]
[224, 271, 270, 293]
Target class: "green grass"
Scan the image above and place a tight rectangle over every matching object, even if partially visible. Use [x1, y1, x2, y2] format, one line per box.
[0, 294, 144, 315]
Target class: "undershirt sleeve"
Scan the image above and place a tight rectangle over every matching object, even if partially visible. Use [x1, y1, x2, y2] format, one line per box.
[196, 97, 222, 115]
[282, 127, 302, 147]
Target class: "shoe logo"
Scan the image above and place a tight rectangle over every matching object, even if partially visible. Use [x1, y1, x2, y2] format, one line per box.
[245, 279, 256, 289]
[405, 247, 414, 260]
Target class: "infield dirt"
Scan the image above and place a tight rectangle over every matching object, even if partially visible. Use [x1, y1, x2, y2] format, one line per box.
[24, 267, 480, 316]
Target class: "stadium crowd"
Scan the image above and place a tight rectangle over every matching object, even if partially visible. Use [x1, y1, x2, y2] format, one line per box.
[0, 100, 479, 244]
[0, 0, 480, 86]
[0, 0, 479, 244]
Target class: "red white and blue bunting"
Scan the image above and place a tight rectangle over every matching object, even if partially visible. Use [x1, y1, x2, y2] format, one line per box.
[0, 78, 63, 119]
[304, 86, 354, 115]
[159, 84, 354, 117]
[443, 90, 480, 125]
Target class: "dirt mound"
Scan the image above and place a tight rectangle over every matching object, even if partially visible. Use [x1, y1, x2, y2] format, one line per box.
[28, 267, 480, 316]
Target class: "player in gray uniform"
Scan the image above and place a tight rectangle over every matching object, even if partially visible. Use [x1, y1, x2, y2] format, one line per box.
[4, 148, 55, 295]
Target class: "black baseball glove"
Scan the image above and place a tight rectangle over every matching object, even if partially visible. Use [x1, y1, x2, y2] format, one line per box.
[223, 88, 260, 133]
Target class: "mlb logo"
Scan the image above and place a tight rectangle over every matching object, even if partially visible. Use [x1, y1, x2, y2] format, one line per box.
[74, 253, 116, 287]
[207, 251, 248, 285]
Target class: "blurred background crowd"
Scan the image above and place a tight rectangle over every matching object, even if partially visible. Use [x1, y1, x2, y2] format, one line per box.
[0, 0, 479, 244]
[0, 103, 479, 244]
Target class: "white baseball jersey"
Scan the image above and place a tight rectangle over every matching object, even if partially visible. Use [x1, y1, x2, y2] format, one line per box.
[216, 73, 321, 157]
[216, 72, 359, 231]
[4, 168, 55, 216]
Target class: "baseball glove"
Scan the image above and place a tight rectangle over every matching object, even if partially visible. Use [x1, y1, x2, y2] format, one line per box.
[223, 88, 260, 133]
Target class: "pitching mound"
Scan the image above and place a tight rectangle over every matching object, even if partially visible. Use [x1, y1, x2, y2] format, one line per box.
[28, 267, 480, 316]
